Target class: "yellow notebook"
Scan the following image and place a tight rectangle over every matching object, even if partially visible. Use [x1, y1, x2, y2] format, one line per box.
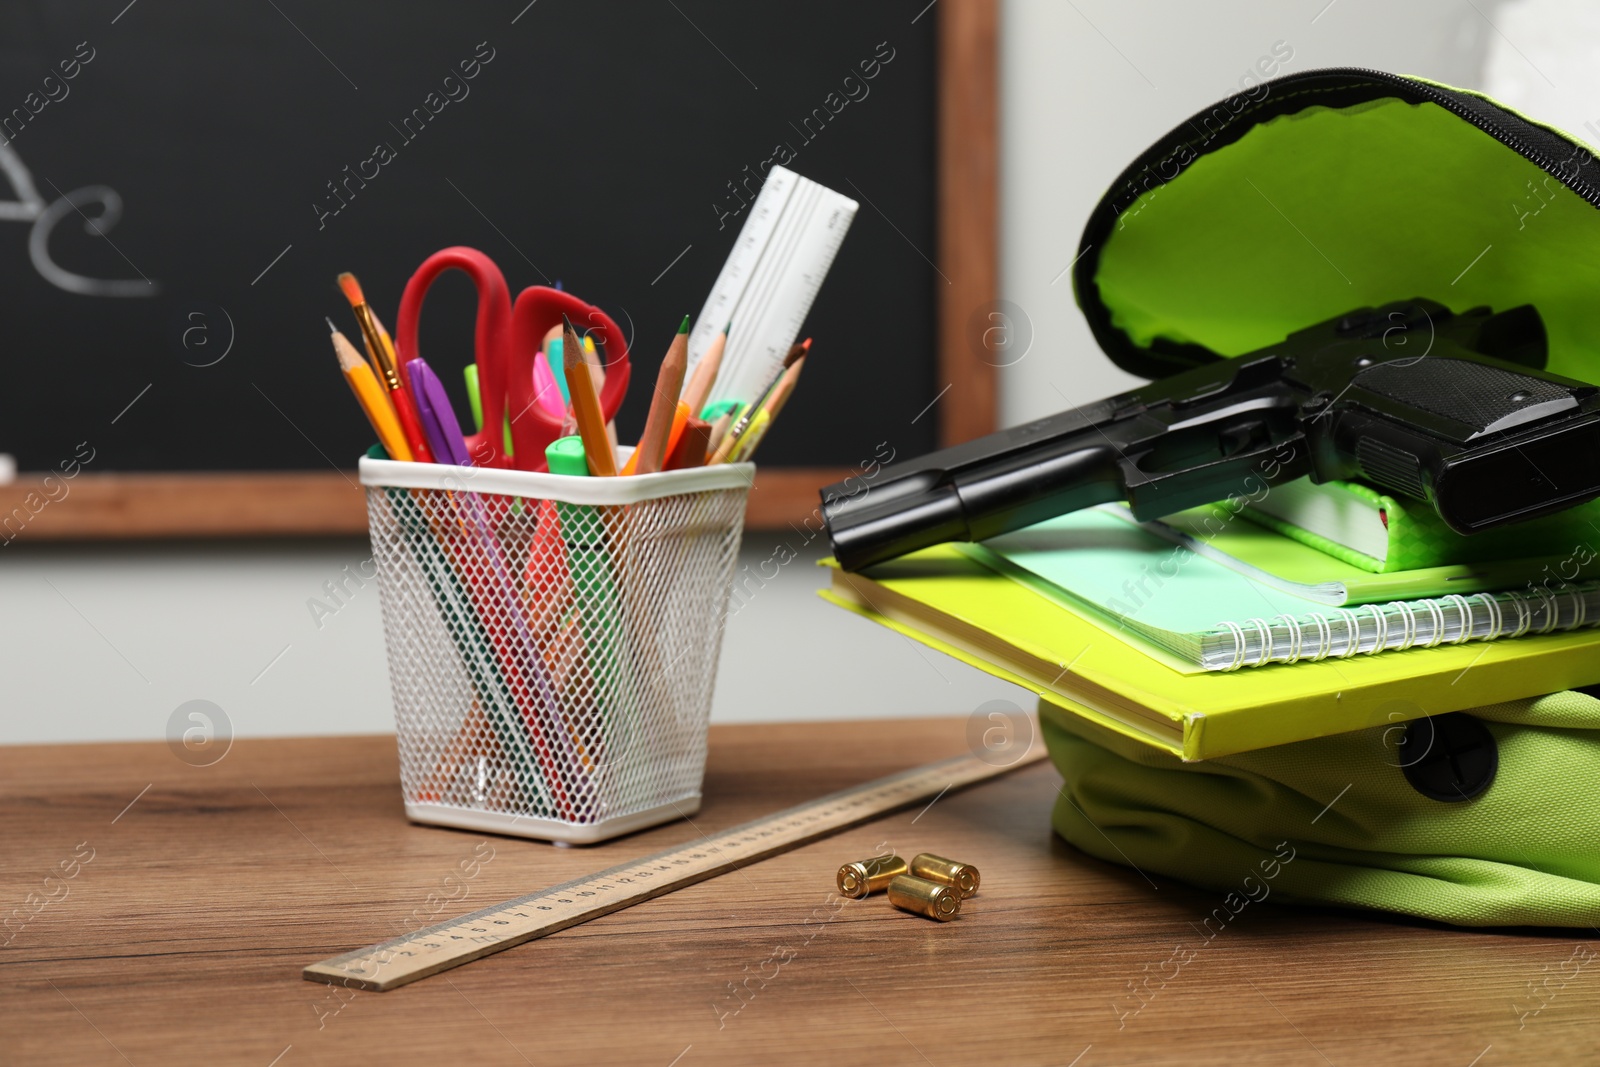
[820, 549, 1600, 760]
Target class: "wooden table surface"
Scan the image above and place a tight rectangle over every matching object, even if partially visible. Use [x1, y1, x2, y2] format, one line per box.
[2, 717, 1595, 1066]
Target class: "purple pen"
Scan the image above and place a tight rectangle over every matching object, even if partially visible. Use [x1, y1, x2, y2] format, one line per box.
[406, 357, 473, 466]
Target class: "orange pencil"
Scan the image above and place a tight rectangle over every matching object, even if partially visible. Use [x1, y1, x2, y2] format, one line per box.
[562, 314, 616, 476]
[631, 315, 690, 475]
[585, 334, 621, 454]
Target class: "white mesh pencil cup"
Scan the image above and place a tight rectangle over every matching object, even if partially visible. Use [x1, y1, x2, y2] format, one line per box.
[360, 454, 753, 844]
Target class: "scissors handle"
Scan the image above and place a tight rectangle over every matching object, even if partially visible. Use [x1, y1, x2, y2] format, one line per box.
[396, 247, 513, 468]
[507, 286, 631, 468]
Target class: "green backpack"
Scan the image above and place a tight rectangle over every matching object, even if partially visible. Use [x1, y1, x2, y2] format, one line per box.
[1052, 68, 1600, 927]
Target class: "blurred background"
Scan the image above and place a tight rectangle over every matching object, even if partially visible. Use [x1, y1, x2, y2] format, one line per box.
[0, 0, 1579, 742]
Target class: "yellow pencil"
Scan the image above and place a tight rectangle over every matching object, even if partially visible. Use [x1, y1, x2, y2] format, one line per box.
[328, 318, 412, 462]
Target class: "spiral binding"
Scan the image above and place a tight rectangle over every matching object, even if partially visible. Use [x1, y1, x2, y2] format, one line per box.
[1207, 581, 1600, 670]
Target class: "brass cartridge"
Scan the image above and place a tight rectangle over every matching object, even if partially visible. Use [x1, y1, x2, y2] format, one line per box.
[837, 854, 908, 898]
[887, 874, 961, 921]
[910, 853, 980, 898]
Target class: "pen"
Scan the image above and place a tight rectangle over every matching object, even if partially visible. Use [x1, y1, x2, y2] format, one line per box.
[408, 357, 473, 466]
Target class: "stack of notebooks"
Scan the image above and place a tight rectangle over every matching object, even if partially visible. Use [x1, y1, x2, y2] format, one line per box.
[821, 477, 1600, 760]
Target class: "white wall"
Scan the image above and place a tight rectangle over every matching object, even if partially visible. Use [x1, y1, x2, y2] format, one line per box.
[5, 0, 1548, 744]
[0, 531, 1023, 744]
[998, 0, 1494, 424]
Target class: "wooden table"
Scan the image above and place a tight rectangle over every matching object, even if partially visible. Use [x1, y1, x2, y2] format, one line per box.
[2, 718, 1594, 1066]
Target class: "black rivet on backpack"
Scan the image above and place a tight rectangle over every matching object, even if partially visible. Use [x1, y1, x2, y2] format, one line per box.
[1396, 712, 1497, 802]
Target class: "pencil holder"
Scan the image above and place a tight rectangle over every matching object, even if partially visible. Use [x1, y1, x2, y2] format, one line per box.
[359, 453, 753, 844]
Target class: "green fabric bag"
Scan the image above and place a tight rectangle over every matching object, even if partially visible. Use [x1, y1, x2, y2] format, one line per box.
[1048, 68, 1600, 926]
[1043, 692, 1600, 927]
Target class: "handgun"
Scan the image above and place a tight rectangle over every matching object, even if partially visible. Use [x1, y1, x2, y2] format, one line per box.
[823, 299, 1600, 572]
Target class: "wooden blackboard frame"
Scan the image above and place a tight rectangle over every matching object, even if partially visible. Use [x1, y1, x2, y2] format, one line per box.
[0, 0, 997, 539]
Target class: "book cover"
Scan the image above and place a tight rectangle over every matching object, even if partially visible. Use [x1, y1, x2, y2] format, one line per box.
[820, 549, 1600, 760]
[1245, 478, 1600, 573]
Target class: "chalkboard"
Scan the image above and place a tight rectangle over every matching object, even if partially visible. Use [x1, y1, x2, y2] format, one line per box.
[0, 1, 939, 476]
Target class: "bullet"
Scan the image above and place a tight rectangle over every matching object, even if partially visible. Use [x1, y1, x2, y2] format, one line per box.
[910, 853, 980, 898]
[887, 874, 961, 921]
[837, 854, 908, 898]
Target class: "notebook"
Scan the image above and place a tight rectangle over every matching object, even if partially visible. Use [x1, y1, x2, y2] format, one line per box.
[963, 506, 1600, 671]
[820, 548, 1600, 760]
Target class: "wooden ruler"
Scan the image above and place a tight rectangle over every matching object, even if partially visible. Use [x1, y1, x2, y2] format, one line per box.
[305, 744, 1046, 991]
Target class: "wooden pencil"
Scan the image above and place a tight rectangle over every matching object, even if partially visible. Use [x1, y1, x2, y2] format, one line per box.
[663, 418, 712, 470]
[562, 315, 617, 476]
[681, 320, 730, 416]
[630, 315, 690, 475]
[708, 339, 808, 464]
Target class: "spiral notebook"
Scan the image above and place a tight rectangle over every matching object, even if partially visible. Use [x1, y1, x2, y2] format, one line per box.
[960, 506, 1600, 671]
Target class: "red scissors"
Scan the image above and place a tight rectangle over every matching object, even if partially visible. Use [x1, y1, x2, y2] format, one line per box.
[393, 246, 632, 470]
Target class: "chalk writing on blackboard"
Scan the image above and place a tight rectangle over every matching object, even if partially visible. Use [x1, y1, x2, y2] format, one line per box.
[0, 141, 158, 298]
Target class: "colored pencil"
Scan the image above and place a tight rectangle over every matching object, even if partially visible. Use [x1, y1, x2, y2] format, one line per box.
[729, 353, 805, 463]
[630, 315, 690, 475]
[709, 339, 808, 464]
[563, 314, 617, 475]
[664, 417, 712, 470]
[681, 320, 730, 416]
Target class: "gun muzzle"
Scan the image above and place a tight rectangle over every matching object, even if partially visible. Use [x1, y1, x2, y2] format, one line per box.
[823, 435, 1127, 571]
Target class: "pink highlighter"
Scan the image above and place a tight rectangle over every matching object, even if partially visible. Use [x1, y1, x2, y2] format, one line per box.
[533, 351, 566, 417]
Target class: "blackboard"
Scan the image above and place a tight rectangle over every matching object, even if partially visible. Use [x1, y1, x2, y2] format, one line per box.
[0, 1, 939, 475]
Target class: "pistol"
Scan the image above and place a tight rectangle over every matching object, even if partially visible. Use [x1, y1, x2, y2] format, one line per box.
[824, 299, 1600, 572]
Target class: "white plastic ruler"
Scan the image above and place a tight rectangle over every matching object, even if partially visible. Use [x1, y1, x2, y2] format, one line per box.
[687, 165, 857, 407]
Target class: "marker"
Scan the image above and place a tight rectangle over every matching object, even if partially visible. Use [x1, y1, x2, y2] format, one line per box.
[546, 435, 625, 781]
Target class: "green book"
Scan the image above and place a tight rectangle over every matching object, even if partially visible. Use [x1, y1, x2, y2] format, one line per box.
[1125, 504, 1600, 605]
[821, 548, 1600, 760]
[1245, 477, 1600, 573]
[958, 506, 1600, 672]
